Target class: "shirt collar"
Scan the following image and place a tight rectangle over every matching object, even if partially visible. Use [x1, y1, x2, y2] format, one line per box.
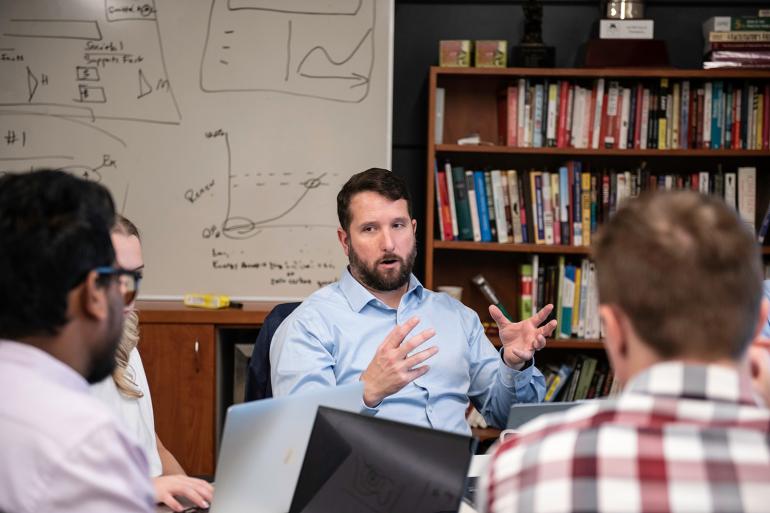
[0, 339, 90, 393]
[339, 267, 424, 312]
[624, 361, 758, 406]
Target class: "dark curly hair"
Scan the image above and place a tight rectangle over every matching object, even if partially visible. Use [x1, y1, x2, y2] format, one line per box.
[0, 170, 116, 339]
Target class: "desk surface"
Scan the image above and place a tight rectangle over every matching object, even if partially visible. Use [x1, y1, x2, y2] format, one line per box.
[137, 300, 280, 325]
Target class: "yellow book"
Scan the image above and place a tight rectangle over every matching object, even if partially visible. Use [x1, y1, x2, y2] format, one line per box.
[581, 172, 592, 247]
[571, 266, 582, 335]
[529, 170, 543, 244]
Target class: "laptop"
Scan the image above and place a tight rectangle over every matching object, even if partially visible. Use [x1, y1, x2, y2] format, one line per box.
[506, 401, 581, 430]
[207, 383, 364, 513]
[289, 407, 478, 513]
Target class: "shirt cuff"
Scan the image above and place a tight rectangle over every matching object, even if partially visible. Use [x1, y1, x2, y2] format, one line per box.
[497, 348, 536, 389]
[359, 398, 379, 416]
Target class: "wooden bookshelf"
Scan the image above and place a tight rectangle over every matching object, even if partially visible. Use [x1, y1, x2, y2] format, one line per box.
[426, 66, 770, 400]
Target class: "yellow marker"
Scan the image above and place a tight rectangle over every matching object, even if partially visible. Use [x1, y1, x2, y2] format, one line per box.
[183, 293, 243, 309]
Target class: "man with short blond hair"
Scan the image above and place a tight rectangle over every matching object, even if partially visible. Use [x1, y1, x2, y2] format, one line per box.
[483, 191, 770, 513]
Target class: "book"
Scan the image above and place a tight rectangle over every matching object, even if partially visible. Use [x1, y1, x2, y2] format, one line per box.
[434, 87, 445, 144]
[490, 170, 510, 243]
[465, 170, 482, 242]
[444, 161, 459, 238]
[451, 166, 474, 241]
[544, 362, 574, 402]
[559, 264, 576, 338]
[507, 170, 523, 243]
[520, 263, 533, 320]
[738, 166, 757, 232]
[474, 171, 493, 242]
[435, 161, 452, 240]
[703, 16, 770, 33]
[484, 172, 498, 241]
[497, 86, 517, 146]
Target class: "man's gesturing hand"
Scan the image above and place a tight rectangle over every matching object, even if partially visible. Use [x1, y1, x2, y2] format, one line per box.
[490, 304, 557, 369]
[360, 317, 438, 407]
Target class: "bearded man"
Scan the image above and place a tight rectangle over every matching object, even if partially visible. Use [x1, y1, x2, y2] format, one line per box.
[270, 168, 555, 434]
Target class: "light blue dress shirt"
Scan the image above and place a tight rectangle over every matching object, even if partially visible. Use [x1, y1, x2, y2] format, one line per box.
[762, 280, 770, 337]
[270, 269, 546, 435]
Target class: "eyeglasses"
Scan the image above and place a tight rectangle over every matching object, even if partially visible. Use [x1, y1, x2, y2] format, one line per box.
[95, 266, 142, 305]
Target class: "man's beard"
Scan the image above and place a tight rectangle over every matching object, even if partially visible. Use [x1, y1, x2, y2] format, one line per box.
[86, 293, 125, 384]
[349, 241, 417, 292]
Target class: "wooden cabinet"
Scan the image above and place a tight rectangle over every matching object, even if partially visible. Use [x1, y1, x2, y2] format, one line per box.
[136, 301, 277, 476]
[138, 323, 216, 476]
[426, 66, 770, 398]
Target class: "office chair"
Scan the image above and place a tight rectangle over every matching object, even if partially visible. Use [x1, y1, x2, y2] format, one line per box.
[244, 302, 300, 402]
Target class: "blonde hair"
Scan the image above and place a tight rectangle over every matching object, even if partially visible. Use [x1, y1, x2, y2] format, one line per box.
[111, 214, 144, 398]
[112, 309, 143, 398]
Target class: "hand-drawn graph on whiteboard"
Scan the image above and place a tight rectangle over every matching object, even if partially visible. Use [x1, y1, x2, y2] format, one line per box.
[201, 129, 339, 241]
[0, 0, 181, 129]
[200, 0, 375, 103]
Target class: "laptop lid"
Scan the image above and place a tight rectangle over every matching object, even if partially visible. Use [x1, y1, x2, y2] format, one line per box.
[506, 402, 580, 430]
[289, 407, 478, 513]
[209, 383, 364, 513]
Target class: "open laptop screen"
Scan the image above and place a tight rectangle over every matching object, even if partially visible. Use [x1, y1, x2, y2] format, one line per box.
[289, 407, 477, 513]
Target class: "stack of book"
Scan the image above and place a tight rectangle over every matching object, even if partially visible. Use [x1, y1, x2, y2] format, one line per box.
[703, 12, 770, 69]
[542, 356, 617, 402]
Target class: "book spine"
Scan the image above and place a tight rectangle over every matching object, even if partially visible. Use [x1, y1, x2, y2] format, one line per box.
[546, 83, 558, 147]
[517, 78, 527, 146]
[551, 172, 561, 245]
[451, 166, 474, 241]
[604, 81, 619, 148]
[658, 78, 669, 149]
[619, 87, 631, 150]
[507, 170, 523, 243]
[444, 161, 459, 238]
[534, 173, 545, 244]
[672, 82, 680, 149]
[491, 170, 510, 243]
[436, 164, 453, 240]
[591, 78, 605, 149]
[703, 82, 713, 149]
[519, 264, 533, 320]
[559, 264, 576, 338]
[640, 88, 650, 150]
[466, 170, 482, 242]
[542, 171, 554, 244]
[557, 80, 570, 148]
[711, 80, 722, 149]
[533, 83, 545, 148]
[681, 80, 690, 148]
[474, 171, 492, 242]
[581, 171, 592, 247]
[738, 167, 757, 232]
[484, 172, 498, 241]
[559, 166, 570, 245]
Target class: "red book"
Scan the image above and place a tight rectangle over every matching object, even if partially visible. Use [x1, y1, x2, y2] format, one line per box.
[733, 88, 741, 149]
[691, 172, 699, 191]
[689, 88, 698, 149]
[556, 80, 570, 147]
[695, 89, 705, 149]
[436, 169, 453, 240]
[598, 91, 609, 148]
[587, 82, 598, 148]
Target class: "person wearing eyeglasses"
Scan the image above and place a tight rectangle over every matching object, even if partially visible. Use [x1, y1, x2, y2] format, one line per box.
[0, 170, 154, 513]
[91, 216, 214, 512]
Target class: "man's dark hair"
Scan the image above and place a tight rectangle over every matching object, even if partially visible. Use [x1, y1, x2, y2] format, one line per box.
[0, 170, 116, 339]
[593, 190, 762, 360]
[337, 168, 411, 231]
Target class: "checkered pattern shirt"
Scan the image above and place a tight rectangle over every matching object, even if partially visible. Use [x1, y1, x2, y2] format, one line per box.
[481, 362, 770, 513]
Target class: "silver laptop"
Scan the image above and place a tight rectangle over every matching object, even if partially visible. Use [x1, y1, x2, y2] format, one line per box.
[506, 401, 581, 430]
[209, 383, 364, 513]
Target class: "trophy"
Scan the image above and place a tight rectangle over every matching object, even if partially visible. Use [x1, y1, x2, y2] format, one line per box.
[512, 0, 555, 68]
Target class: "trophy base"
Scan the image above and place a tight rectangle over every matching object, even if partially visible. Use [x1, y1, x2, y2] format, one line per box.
[580, 39, 669, 67]
[512, 45, 555, 68]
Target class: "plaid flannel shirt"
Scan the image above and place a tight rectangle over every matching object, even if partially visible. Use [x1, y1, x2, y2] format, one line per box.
[481, 362, 770, 513]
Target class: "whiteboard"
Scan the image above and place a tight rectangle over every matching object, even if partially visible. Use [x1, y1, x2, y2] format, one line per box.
[0, 0, 393, 300]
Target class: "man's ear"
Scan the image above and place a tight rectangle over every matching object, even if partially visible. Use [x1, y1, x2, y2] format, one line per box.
[79, 271, 109, 321]
[411, 218, 417, 235]
[337, 227, 350, 257]
[599, 304, 628, 382]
